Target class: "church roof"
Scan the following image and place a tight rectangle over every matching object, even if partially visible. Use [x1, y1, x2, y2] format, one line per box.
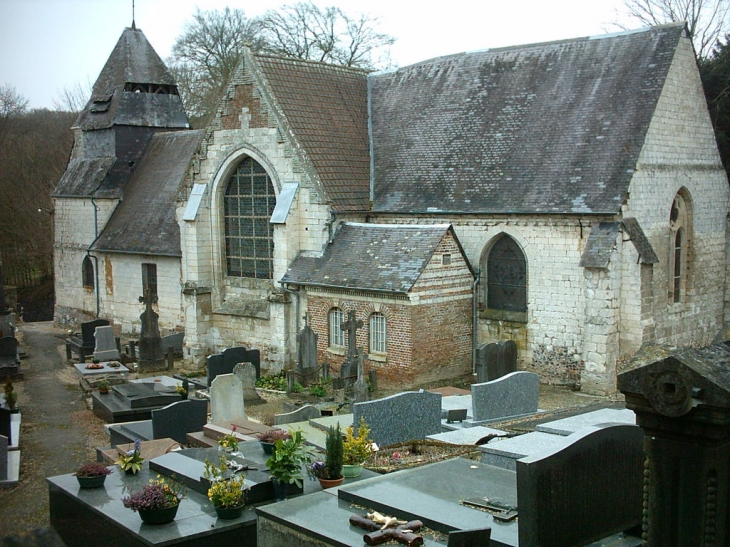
[281, 223, 458, 294]
[370, 24, 686, 215]
[253, 54, 370, 212]
[75, 27, 189, 131]
[92, 130, 203, 256]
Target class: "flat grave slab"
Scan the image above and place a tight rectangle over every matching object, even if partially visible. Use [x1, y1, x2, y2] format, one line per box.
[338, 457, 518, 547]
[130, 375, 181, 388]
[257, 491, 448, 547]
[9, 412, 20, 450]
[309, 413, 354, 432]
[114, 383, 179, 408]
[427, 426, 507, 446]
[48, 464, 256, 547]
[98, 437, 180, 465]
[73, 361, 128, 379]
[535, 408, 635, 436]
[479, 432, 567, 471]
[108, 420, 154, 447]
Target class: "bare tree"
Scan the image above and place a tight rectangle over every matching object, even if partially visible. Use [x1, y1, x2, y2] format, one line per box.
[52, 80, 93, 113]
[168, 7, 264, 126]
[618, 0, 730, 58]
[258, 2, 394, 68]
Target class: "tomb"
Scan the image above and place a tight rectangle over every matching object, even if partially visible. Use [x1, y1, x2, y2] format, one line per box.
[107, 398, 208, 446]
[64, 319, 109, 362]
[92, 377, 183, 423]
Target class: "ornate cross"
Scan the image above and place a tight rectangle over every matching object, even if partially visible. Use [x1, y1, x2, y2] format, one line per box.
[341, 310, 363, 363]
[349, 513, 424, 546]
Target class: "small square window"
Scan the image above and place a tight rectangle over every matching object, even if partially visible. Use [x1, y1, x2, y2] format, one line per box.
[442, 253, 452, 265]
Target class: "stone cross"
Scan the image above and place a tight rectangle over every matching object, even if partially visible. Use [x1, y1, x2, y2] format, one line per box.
[138, 287, 163, 362]
[353, 350, 369, 403]
[348, 513, 424, 546]
[341, 310, 363, 364]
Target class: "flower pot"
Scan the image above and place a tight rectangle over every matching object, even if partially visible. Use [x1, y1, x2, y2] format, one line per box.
[342, 464, 363, 478]
[260, 441, 275, 455]
[138, 503, 179, 525]
[214, 504, 245, 519]
[76, 475, 107, 489]
[271, 477, 288, 501]
[124, 468, 139, 475]
[99, 389, 109, 394]
[318, 476, 344, 489]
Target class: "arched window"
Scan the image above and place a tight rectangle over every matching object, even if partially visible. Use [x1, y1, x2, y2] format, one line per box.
[369, 312, 387, 355]
[329, 308, 345, 348]
[224, 157, 276, 279]
[669, 192, 690, 303]
[82, 256, 94, 289]
[486, 235, 527, 313]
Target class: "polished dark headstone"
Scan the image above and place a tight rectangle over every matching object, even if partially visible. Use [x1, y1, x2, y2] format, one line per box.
[0, 336, 19, 367]
[0, 407, 11, 446]
[65, 319, 109, 362]
[476, 340, 517, 383]
[207, 347, 261, 386]
[152, 399, 207, 445]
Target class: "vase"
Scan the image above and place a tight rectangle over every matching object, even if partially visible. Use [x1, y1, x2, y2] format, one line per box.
[214, 503, 245, 519]
[318, 476, 344, 489]
[260, 441, 275, 455]
[138, 503, 179, 524]
[76, 475, 107, 488]
[342, 464, 363, 478]
[271, 477, 288, 501]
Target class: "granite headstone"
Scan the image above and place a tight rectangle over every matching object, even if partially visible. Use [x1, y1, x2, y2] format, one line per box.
[234, 362, 261, 404]
[0, 407, 10, 445]
[152, 399, 208, 445]
[470, 371, 539, 424]
[353, 390, 442, 448]
[92, 325, 120, 362]
[297, 321, 319, 384]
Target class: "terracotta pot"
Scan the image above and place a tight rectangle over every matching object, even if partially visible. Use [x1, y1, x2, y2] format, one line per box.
[138, 503, 179, 525]
[318, 476, 344, 489]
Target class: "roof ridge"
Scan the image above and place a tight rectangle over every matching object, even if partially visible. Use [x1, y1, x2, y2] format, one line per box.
[253, 52, 370, 75]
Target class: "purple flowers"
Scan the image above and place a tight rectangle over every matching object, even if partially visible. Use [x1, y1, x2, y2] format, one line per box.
[122, 476, 184, 512]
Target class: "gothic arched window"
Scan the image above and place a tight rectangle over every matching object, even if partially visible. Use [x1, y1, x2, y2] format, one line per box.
[224, 157, 275, 279]
[486, 235, 527, 313]
[82, 256, 94, 289]
[669, 192, 691, 303]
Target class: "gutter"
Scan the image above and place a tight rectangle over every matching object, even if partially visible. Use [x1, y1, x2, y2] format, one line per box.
[472, 268, 481, 375]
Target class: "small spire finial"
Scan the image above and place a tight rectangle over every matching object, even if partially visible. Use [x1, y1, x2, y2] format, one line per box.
[131, 0, 136, 29]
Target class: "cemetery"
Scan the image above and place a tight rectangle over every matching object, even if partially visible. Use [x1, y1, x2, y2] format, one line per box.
[0, 312, 710, 547]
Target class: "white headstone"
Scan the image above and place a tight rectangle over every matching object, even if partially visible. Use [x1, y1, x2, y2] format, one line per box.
[210, 373, 246, 425]
[93, 325, 120, 361]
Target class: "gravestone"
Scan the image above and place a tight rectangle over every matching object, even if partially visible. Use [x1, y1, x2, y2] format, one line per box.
[0, 336, 19, 368]
[476, 340, 517, 383]
[234, 362, 261, 404]
[353, 350, 369, 403]
[618, 343, 730, 547]
[0, 407, 10, 445]
[92, 325, 120, 361]
[0, 434, 7, 481]
[353, 390, 442, 448]
[469, 371, 539, 424]
[297, 319, 319, 384]
[161, 332, 184, 357]
[340, 310, 362, 388]
[517, 424, 644, 547]
[210, 373, 246, 425]
[152, 399, 208, 445]
[274, 404, 321, 425]
[138, 288, 163, 364]
[207, 346, 261, 386]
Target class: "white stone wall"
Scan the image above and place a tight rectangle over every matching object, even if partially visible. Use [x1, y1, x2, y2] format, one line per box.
[624, 35, 729, 350]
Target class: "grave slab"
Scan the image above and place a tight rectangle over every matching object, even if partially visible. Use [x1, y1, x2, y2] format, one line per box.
[479, 432, 567, 471]
[274, 404, 322, 425]
[73, 361, 128, 379]
[440, 395, 473, 420]
[535, 408, 635, 436]
[48, 464, 256, 547]
[427, 426, 507, 446]
[92, 385, 182, 424]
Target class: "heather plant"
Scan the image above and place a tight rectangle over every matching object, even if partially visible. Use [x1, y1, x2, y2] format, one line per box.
[75, 462, 113, 477]
[122, 475, 185, 512]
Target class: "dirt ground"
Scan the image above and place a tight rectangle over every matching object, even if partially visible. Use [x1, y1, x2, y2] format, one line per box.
[0, 321, 615, 538]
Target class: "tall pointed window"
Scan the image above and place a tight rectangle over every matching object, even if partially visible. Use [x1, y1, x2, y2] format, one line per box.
[486, 235, 527, 313]
[668, 192, 690, 303]
[82, 256, 94, 289]
[224, 157, 275, 279]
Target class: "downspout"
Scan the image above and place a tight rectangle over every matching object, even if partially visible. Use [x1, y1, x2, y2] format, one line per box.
[472, 268, 481, 375]
[88, 194, 102, 318]
[280, 282, 300, 366]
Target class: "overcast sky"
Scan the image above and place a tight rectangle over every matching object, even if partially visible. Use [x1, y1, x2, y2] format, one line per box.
[1, 0, 636, 110]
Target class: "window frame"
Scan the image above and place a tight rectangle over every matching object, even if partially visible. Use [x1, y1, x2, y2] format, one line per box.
[369, 312, 387, 355]
[668, 192, 690, 304]
[482, 234, 527, 320]
[141, 263, 158, 300]
[82, 256, 94, 289]
[328, 308, 345, 349]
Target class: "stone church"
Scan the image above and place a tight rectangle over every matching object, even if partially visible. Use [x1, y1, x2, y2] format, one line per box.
[53, 22, 730, 394]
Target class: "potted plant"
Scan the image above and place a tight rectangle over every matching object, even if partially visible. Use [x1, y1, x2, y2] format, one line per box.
[175, 378, 189, 400]
[204, 456, 248, 519]
[3, 377, 18, 413]
[342, 418, 375, 478]
[218, 425, 240, 454]
[98, 377, 110, 394]
[265, 429, 315, 500]
[308, 423, 344, 489]
[256, 429, 292, 455]
[116, 438, 144, 474]
[74, 461, 113, 488]
[122, 475, 185, 524]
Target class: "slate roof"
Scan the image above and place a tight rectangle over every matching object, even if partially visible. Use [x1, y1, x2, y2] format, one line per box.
[75, 27, 189, 131]
[253, 54, 370, 212]
[370, 24, 686, 215]
[92, 130, 203, 256]
[53, 158, 116, 197]
[281, 223, 459, 294]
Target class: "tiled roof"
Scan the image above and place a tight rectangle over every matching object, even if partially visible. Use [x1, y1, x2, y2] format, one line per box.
[92, 130, 203, 256]
[281, 223, 454, 293]
[371, 24, 685, 215]
[53, 157, 116, 197]
[76, 27, 189, 131]
[254, 55, 370, 212]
